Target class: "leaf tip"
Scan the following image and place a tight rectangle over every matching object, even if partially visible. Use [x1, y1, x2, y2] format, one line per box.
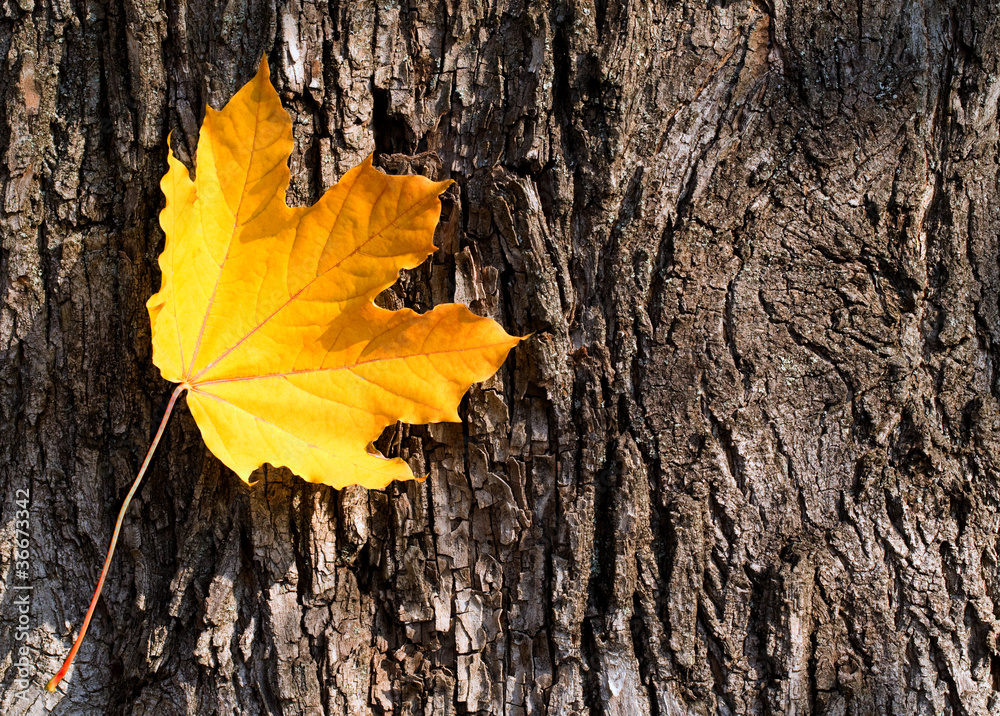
[254, 53, 271, 83]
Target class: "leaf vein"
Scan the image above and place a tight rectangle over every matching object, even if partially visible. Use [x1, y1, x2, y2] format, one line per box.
[193, 339, 513, 386]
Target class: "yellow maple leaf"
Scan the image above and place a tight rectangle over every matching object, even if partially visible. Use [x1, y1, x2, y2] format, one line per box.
[148, 59, 520, 489]
[47, 57, 520, 692]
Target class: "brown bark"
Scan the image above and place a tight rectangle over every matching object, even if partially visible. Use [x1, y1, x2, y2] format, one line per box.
[3, 1, 1000, 714]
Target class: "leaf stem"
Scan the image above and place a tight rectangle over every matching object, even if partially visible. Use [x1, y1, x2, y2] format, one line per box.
[46, 383, 187, 693]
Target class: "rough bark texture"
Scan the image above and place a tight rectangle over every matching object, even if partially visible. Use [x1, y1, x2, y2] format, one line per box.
[3, 1, 1000, 714]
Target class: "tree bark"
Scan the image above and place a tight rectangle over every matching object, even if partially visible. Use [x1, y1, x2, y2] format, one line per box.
[3, 1, 1000, 714]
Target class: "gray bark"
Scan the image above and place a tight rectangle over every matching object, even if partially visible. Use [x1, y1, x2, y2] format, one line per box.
[3, 1, 1000, 714]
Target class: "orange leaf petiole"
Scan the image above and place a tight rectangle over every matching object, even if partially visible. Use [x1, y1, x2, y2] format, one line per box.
[46, 383, 187, 693]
